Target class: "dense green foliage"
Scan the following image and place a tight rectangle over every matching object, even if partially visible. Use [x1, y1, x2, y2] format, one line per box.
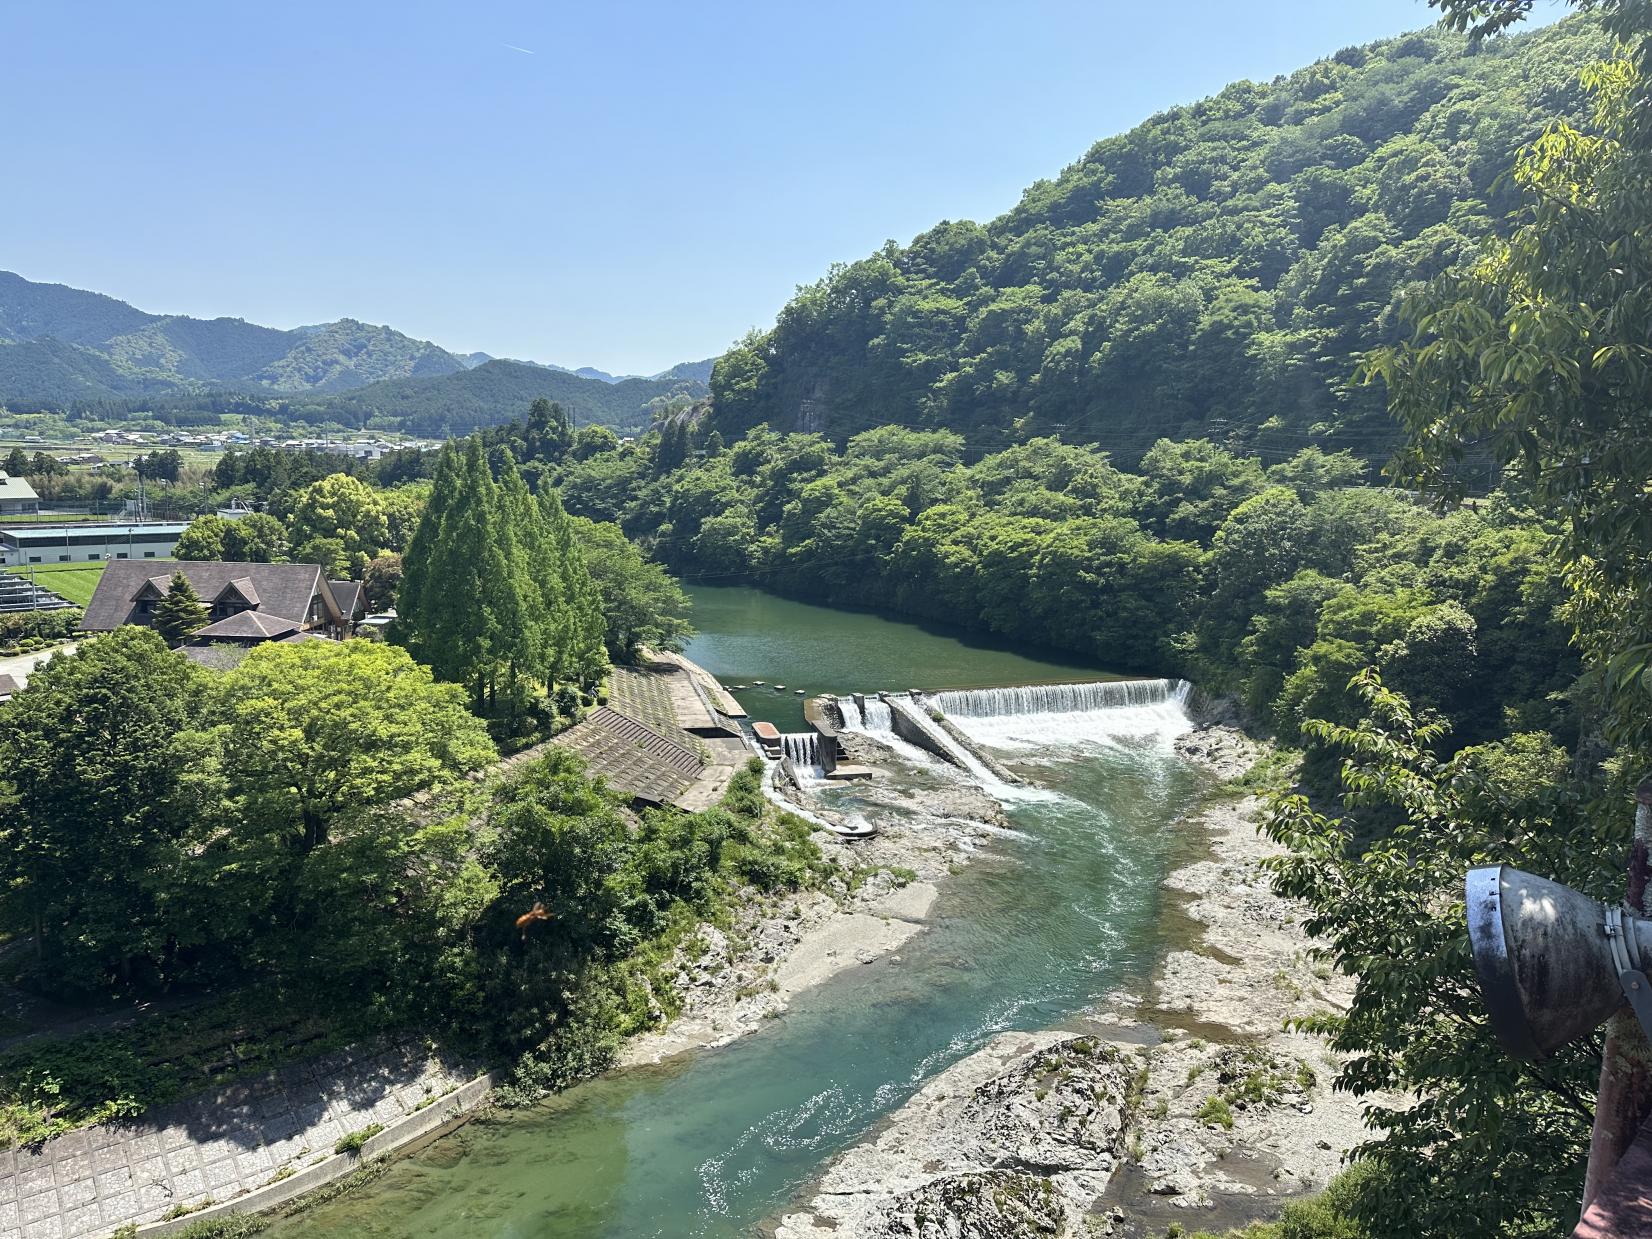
[152, 571, 209, 644]
[1251, 6, 1652, 1236]
[1265, 677, 1604, 1237]
[556, 423, 1575, 767]
[708, 18, 1606, 462]
[572, 516, 695, 661]
[0, 626, 828, 1143]
[0, 634, 493, 1003]
[1378, 5, 1652, 763]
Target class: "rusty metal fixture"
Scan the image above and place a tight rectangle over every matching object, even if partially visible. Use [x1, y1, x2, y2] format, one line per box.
[1468, 865, 1652, 1060]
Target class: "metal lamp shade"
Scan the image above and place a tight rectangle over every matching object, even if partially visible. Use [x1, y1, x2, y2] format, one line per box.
[1466, 865, 1652, 1060]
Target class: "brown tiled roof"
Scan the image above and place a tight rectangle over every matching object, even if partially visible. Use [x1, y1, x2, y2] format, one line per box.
[191, 610, 300, 641]
[219, 577, 260, 607]
[80, 561, 337, 633]
[553, 706, 703, 805]
[0, 673, 19, 698]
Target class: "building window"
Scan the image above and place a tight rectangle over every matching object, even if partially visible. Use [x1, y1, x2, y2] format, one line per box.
[144, 551, 155, 558]
[88, 553, 101, 561]
[28, 555, 40, 563]
[117, 552, 128, 559]
[58, 555, 69, 562]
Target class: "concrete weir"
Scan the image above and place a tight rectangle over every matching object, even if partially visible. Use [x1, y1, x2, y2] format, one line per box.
[883, 693, 1024, 787]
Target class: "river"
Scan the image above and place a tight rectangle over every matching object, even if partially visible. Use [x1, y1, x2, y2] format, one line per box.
[270, 585, 1208, 1238]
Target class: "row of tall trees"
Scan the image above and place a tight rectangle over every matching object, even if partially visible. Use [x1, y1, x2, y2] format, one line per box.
[397, 437, 607, 715]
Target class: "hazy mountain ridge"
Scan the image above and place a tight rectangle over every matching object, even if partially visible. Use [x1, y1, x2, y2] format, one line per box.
[0, 271, 713, 431]
[0, 271, 467, 401]
[314, 358, 708, 436]
[458, 353, 715, 385]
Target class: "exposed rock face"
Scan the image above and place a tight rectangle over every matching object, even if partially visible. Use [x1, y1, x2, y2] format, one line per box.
[1173, 720, 1262, 782]
[775, 1032, 1132, 1239]
[876, 1171, 1068, 1238]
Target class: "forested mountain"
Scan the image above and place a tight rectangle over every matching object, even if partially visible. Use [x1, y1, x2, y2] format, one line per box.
[313, 359, 706, 435]
[0, 271, 465, 399]
[709, 17, 1608, 463]
[0, 271, 711, 431]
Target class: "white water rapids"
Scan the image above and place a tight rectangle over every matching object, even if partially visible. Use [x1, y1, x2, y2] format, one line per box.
[836, 679, 1193, 795]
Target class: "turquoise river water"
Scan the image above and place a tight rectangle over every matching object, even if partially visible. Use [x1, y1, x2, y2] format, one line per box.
[272, 584, 1209, 1238]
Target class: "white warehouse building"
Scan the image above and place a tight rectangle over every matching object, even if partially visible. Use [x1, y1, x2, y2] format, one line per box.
[0, 522, 189, 567]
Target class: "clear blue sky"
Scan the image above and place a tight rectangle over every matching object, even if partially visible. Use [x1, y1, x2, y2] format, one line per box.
[6, 1, 1563, 375]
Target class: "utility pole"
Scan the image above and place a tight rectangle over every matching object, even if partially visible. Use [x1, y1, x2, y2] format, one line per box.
[1580, 777, 1652, 1215]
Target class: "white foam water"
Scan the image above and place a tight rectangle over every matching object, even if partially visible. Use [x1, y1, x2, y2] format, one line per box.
[834, 694, 1061, 804]
[929, 679, 1193, 755]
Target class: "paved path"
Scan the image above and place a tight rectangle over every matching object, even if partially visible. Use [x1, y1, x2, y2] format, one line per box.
[0, 641, 77, 689]
[2, 1042, 472, 1239]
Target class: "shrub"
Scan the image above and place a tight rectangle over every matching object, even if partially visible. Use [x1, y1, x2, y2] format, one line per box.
[333, 1123, 384, 1155]
[1197, 1096, 1234, 1129]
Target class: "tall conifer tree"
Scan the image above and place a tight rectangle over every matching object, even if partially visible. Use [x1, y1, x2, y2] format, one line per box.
[152, 571, 209, 645]
[540, 489, 608, 685]
[499, 453, 560, 682]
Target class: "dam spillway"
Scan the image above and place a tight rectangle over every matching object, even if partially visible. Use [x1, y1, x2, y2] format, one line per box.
[780, 732, 823, 767]
[927, 678, 1190, 718]
[833, 678, 1193, 783]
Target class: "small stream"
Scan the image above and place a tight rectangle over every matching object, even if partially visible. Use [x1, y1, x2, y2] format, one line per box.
[270, 586, 1208, 1238]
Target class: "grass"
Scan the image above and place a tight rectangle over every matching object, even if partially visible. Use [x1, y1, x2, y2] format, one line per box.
[3, 561, 110, 607]
[333, 1123, 383, 1155]
[1197, 1096, 1235, 1129]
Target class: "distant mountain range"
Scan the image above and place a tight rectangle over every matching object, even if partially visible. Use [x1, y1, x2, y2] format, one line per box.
[0, 271, 712, 432]
[458, 352, 714, 386]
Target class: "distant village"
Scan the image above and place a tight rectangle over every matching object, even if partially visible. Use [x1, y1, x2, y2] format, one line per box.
[76, 428, 445, 461]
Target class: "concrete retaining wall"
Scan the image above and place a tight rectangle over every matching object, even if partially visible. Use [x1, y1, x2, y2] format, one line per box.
[884, 697, 966, 769]
[929, 713, 1023, 786]
[134, 1072, 496, 1236]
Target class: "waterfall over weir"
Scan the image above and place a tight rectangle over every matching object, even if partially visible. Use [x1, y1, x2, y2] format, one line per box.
[929, 679, 1189, 718]
[781, 733, 822, 766]
[835, 679, 1195, 780]
[932, 678, 1193, 755]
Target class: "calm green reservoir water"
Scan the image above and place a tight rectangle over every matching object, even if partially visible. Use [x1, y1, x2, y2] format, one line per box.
[682, 584, 1119, 732]
[273, 585, 1207, 1238]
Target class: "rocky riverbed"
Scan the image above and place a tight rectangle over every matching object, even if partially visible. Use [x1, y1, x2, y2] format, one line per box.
[621, 733, 1010, 1067]
[772, 723, 1386, 1239]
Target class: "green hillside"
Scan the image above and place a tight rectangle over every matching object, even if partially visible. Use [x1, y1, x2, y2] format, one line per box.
[316, 359, 706, 435]
[708, 16, 1608, 462]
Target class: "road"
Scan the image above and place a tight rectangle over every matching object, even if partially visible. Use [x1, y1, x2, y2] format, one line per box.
[0, 640, 78, 688]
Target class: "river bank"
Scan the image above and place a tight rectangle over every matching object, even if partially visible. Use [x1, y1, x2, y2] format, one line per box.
[772, 722, 1383, 1239]
[622, 737, 1012, 1066]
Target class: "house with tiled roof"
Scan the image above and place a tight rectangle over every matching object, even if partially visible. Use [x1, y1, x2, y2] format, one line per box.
[79, 561, 365, 645]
